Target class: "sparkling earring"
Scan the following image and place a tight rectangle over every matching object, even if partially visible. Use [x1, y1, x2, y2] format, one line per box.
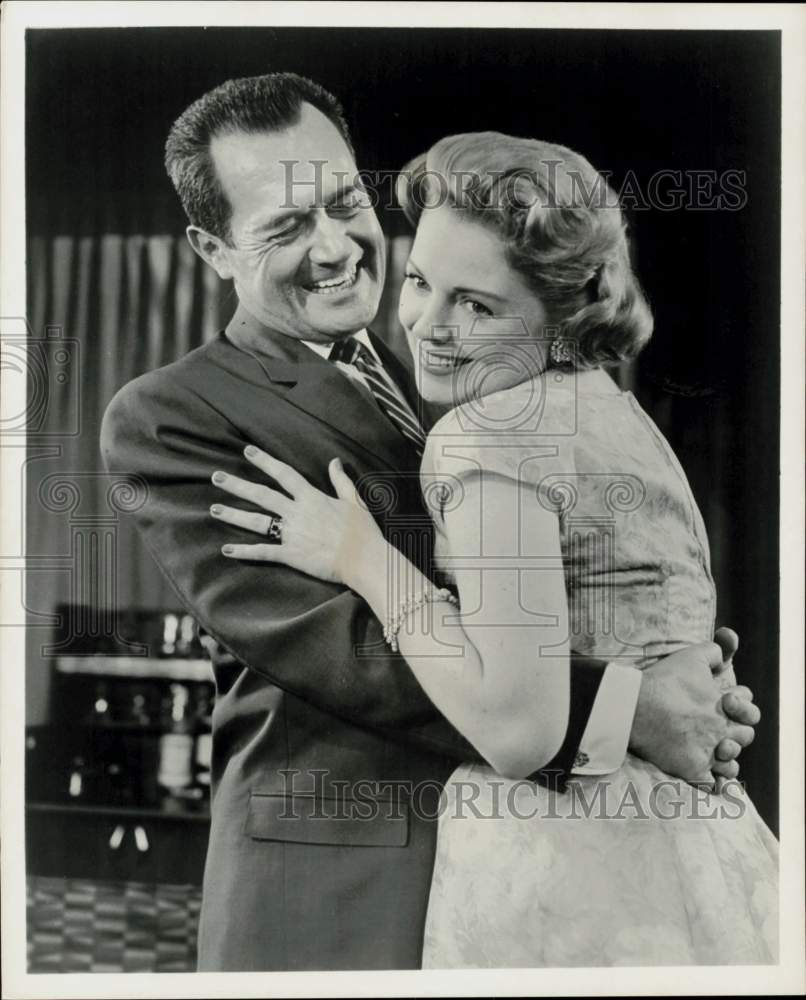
[550, 337, 573, 366]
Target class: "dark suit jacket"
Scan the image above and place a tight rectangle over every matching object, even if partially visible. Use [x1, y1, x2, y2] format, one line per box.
[100, 305, 605, 971]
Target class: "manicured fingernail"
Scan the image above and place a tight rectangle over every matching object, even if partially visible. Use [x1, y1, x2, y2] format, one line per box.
[244, 445, 257, 458]
[222, 545, 234, 555]
[213, 471, 227, 484]
[210, 505, 222, 516]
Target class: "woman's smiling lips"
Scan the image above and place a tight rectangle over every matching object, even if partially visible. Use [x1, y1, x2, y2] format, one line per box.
[418, 343, 473, 374]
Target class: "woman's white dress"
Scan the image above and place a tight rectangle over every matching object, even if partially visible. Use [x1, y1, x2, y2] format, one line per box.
[419, 367, 778, 967]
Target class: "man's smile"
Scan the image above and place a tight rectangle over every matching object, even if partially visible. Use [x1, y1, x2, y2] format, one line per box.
[303, 261, 361, 295]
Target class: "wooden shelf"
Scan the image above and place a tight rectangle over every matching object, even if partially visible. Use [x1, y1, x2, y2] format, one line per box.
[27, 800, 210, 823]
[55, 655, 213, 682]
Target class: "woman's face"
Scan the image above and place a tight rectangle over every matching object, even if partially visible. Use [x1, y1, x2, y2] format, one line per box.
[398, 204, 551, 407]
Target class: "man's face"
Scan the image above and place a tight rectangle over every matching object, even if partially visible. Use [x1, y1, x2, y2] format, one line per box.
[203, 103, 385, 343]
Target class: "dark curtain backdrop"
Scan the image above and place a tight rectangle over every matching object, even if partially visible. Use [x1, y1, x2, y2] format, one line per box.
[25, 28, 780, 830]
[23, 229, 412, 728]
[24, 231, 411, 601]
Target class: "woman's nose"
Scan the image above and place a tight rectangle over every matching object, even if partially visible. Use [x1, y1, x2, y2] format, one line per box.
[411, 301, 454, 341]
[430, 324, 457, 345]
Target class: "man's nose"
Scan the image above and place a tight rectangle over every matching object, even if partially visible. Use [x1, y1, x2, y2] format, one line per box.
[308, 214, 352, 266]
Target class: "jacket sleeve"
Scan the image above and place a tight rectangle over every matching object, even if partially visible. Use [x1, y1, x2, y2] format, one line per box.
[101, 371, 609, 768]
[101, 372, 483, 759]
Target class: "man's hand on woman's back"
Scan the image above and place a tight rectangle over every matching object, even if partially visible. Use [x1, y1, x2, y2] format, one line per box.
[629, 628, 760, 787]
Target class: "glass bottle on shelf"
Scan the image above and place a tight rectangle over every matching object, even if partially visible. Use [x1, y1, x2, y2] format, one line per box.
[193, 687, 213, 792]
[176, 613, 204, 658]
[159, 613, 180, 657]
[157, 683, 194, 797]
[67, 754, 88, 799]
[128, 686, 152, 728]
[88, 679, 113, 727]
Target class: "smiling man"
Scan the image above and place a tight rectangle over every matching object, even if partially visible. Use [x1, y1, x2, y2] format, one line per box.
[187, 100, 384, 342]
[101, 73, 759, 971]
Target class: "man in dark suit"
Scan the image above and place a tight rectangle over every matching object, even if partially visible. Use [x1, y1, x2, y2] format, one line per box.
[101, 73, 759, 971]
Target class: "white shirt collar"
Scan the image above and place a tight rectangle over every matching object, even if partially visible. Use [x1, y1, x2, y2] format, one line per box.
[301, 329, 379, 362]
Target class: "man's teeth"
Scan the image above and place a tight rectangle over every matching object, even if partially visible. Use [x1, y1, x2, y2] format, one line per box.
[308, 266, 358, 293]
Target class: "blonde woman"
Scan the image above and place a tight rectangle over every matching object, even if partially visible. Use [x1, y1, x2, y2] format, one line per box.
[211, 132, 777, 966]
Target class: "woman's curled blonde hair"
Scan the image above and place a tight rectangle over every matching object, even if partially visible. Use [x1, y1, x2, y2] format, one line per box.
[396, 132, 653, 368]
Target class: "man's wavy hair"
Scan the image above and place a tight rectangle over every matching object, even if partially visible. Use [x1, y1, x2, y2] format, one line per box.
[165, 73, 352, 243]
[396, 132, 653, 368]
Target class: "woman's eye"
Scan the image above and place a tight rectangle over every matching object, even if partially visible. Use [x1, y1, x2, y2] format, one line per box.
[404, 271, 428, 290]
[462, 299, 493, 317]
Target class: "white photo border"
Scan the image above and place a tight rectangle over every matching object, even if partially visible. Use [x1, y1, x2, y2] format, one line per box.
[1, 3, 803, 997]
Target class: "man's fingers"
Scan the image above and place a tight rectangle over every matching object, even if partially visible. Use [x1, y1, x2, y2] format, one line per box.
[702, 641, 726, 674]
[713, 625, 739, 662]
[715, 665, 738, 693]
[714, 738, 742, 762]
[244, 445, 308, 497]
[722, 692, 761, 726]
[690, 770, 716, 792]
[713, 759, 740, 782]
[725, 722, 756, 748]
[727, 684, 755, 703]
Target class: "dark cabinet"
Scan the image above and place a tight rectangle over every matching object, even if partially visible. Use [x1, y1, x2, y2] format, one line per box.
[26, 803, 209, 885]
[26, 616, 216, 972]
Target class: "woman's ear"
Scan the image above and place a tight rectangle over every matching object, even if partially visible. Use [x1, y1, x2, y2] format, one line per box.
[186, 225, 234, 280]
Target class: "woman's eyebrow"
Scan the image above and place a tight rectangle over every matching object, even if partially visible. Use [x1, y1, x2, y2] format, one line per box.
[407, 258, 507, 303]
[452, 284, 508, 303]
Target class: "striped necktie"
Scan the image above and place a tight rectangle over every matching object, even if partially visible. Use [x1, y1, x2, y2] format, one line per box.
[330, 337, 426, 455]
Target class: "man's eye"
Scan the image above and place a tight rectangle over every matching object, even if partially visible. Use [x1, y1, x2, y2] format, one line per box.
[330, 194, 364, 214]
[272, 220, 304, 241]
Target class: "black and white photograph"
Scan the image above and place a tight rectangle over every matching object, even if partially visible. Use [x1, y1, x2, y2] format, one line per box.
[1, 3, 804, 997]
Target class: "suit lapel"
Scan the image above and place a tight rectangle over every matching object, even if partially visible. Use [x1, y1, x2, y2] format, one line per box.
[221, 307, 419, 472]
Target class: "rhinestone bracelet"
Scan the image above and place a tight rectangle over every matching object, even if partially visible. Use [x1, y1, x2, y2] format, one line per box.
[383, 587, 459, 652]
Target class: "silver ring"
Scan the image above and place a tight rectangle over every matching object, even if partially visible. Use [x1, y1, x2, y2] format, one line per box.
[267, 516, 282, 542]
